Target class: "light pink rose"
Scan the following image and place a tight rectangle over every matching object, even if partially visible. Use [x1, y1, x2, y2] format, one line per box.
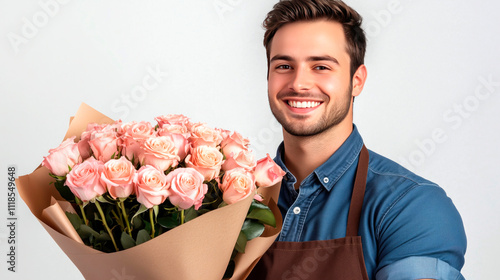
[134, 165, 169, 208]
[101, 157, 136, 199]
[166, 168, 207, 210]
[65, 157, 106, 202]
[140, 136, 180, 172]
[89, 124, 121, 163]
[221, 131, 250, 158]
[222, 149, 256, 171]
[254, 154, 286, 188]
[120, 121, 155, 163]
[42, 136, 82, 176]
[157, 124, 190, 161]
[155, 114, 190, 127]
[78, 123, 108, 159]
[220, 168, 256, 204]
[188, 123, 223, 148]
[185, 145, 224, 181]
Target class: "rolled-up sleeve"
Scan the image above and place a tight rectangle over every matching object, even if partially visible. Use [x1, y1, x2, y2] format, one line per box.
[376, 256, 465, 280]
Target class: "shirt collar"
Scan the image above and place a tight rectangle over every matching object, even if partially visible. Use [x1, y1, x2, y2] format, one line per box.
[274, 124, 364, 191]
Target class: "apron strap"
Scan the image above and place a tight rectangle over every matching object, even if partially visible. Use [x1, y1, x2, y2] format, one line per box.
[346, 145, 369, 237]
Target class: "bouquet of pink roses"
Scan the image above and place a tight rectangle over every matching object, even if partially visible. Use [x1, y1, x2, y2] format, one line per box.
[17, 103, 284, 280]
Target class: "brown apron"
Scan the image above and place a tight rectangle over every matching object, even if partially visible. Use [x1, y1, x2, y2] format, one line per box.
[247, 145, 370, 280]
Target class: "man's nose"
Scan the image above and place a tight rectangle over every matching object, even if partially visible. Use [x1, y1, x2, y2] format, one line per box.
[290, 67, 313, 92]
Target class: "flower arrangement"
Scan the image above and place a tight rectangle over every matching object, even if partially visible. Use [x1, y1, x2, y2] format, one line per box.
[32, 104, 285, 279]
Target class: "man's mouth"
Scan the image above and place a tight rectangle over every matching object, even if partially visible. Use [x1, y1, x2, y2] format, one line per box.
[287, 100, 322, 109]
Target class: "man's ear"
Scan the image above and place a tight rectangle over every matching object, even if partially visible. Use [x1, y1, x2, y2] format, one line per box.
[352, 65, 367, 97]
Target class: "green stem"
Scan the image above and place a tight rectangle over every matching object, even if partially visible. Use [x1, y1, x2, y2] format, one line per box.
[95, 200, 119, 252]
[181, 209, 185, 225]
[149, 208, 155, 239]
[120, 201, 132, 236]
[78, 204, 88, 225]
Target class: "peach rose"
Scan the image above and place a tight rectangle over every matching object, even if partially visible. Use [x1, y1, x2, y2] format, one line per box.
[42, 136, 82, 176]
[155, 114, 190, 127]
[254, 154, 286, 188]
[65, 157, 106, 202]
[78, 123, 108, 159]
[220, 168, 255, 204]
[188, 123, 223, 148]
[185, 145, 224, 181]
[166, 168, 207, 210]
[89, 125, 121, 163]
[140, 136, 180, 172]
[157, 124, 190, 161]
[120, 121, 155, 163]
[222, 149, 256, 171]
[221, 131, 250, 158]
[100, 157, 136, 199]
[134, 165, 169, 208]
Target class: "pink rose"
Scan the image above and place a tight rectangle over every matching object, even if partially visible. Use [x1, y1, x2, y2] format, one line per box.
[221, 131, 250, 158]
[100, 157, 136, 199]
[79, 123, 109, 159]
[185, 145, 224, 181]
[89, 125, 121, 163]
[166, 168, 207, 210]
[42, 136, 82, 176]
[120, 121, 155, 163]
[157, 124, 190, 161]
[155, 114, 190, 127]
[254, 154, 286, 188]
[140, 136, 180, 172]
[134, 165, 169, 208]
[188, 123, 223, 148]
[65, 157, 106, 202]
[220, 168, 256, 204]
[222, 149, 256, 171]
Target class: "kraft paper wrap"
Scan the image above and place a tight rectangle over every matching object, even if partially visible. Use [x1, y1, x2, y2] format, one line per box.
[16, 103, 282, 280]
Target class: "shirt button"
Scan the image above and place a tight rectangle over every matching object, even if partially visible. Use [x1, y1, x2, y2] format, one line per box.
[293, 207, 301, 214]
[323, 177, 329, 183]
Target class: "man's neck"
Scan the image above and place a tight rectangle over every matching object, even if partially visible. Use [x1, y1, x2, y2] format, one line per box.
[283, 121, 353, 189]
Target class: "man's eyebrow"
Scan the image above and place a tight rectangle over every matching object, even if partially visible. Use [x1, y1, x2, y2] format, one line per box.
[270, 55, 340, 65]
[308, 55, 340, 65]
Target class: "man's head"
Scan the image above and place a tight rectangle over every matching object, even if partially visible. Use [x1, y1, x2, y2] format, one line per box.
[263, 0, 366, 79]
[263, 0, 368, 138]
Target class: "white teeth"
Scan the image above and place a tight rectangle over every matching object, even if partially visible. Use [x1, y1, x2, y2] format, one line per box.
[288, 101, 320, 108]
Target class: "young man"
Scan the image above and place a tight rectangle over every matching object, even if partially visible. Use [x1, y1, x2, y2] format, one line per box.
[248, 0, 467, 279]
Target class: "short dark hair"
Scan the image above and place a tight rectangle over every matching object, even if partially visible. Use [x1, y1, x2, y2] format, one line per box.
[263, 0, 366, 78]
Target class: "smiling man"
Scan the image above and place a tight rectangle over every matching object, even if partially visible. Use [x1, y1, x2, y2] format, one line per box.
[247, 1, 467, 279]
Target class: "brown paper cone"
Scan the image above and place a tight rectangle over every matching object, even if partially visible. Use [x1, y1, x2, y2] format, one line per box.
[16, 103, 283, 280]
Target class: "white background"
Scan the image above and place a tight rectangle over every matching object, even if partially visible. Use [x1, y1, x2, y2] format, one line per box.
[1, 0, 498, 279]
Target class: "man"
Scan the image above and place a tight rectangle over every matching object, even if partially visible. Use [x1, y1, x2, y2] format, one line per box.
[248, 0, 467, 279]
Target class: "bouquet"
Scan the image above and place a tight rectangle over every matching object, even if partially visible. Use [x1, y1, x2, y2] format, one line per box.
[17, 103, 284, 280]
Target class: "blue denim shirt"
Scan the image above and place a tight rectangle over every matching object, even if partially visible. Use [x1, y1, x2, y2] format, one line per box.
[275, 125, 467, 280]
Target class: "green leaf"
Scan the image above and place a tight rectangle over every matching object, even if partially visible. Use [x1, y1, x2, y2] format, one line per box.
[79, 224, 100, 238]
[184, 207, 198, 223]
[249, 200, 271, 211]
[136, 229, 151, 245]
[241, 220, 265, 240]
[120, 232, 136, 249]
[234, 231, 248, 253]
[131, 204, 149, 225]
[247, 208, 276, 228]
[157, 216, 179, 229]
[54, 182, 76, 202]
[95, 232, 111, 242]
[153, 205, 159, 220]
[65, 212, 83, 230]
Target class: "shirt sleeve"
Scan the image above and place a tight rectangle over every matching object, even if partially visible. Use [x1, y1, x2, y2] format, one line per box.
[376, 256, 465, 280]
[374, 183, 467, 278]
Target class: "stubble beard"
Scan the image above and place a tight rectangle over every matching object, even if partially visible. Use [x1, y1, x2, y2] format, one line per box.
[269, 84, 353, 137]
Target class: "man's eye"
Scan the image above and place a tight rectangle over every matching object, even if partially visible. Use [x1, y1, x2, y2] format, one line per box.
[314, 66, 329, 70]
[277, 65, 291, 70]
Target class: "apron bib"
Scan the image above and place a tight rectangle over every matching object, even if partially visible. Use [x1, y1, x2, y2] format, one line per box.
[247, 145, 370, 280]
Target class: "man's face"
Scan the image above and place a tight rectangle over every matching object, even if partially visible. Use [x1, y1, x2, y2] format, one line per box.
[268, 20, 355, 137]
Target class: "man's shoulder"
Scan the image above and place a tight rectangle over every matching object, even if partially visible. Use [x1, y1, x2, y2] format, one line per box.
[366, 149, 437, 188]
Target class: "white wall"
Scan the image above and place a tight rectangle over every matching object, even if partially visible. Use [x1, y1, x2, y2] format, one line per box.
[1, 0, 497, 279]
